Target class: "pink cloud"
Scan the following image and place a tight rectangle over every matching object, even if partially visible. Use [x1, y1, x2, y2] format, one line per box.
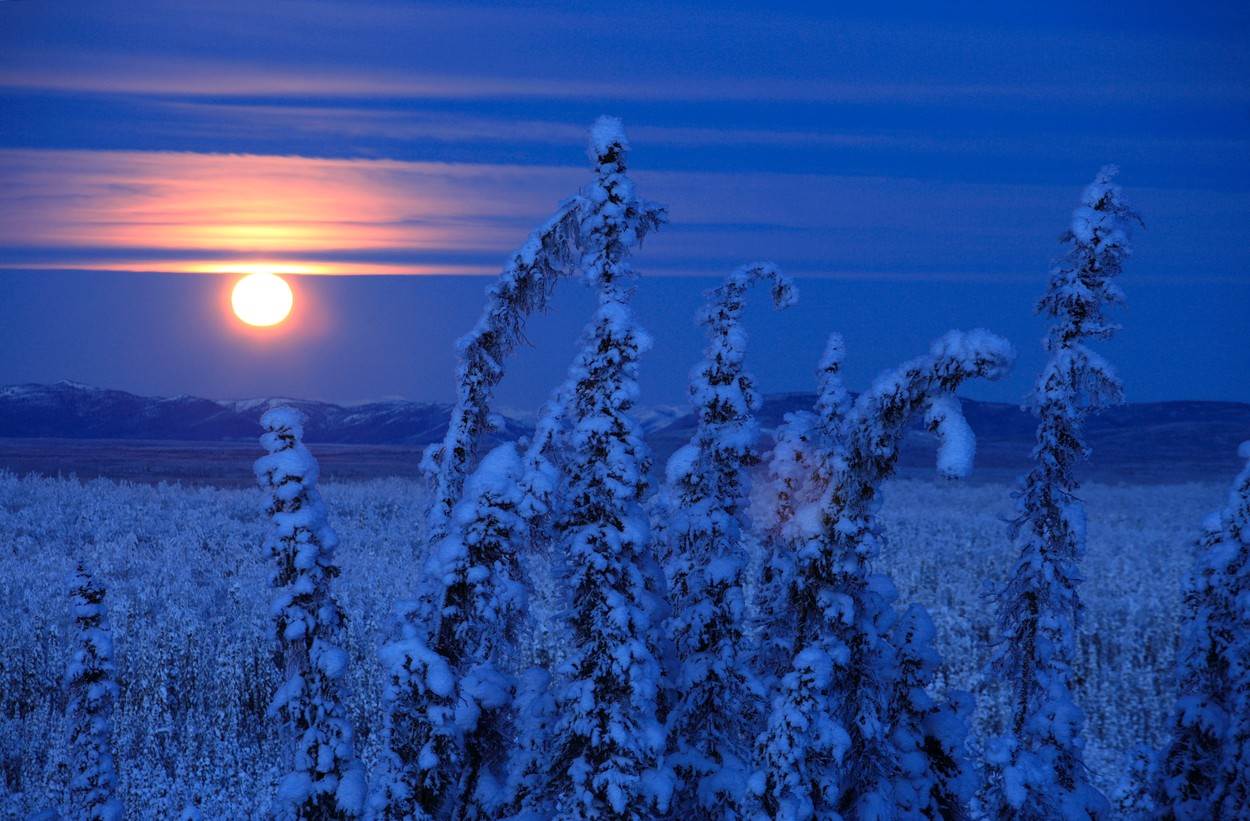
[1, 148, 1245, 283]
[0, 149, 585, 273]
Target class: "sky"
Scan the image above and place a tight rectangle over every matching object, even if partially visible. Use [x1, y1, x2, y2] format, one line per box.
[1, 0, 1248, 409]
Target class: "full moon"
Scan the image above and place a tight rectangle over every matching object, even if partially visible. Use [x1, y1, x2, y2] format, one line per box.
[231, 272, 293, 327]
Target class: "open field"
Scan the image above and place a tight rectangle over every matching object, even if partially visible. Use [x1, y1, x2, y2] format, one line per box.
[3, 428, 1246, 489]
[0, 438, 430, 487]
[0, 470, 1226, 817]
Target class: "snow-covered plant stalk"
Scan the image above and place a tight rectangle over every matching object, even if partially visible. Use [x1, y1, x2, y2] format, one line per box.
[516, 386, 571, 561]
[543, 116, 670, 819]
[659, 262, 796, 816]
[422, 197, 583, 545]
[380, 171, 580, 821]
[888, 604, 976, 819]
[371, 599, 447, 821]
[498, 667, 558, 820]
[987, 166, 1138, 820]
[751, 332, 849, 690]
[812, 332, 852, 445]
[514, 390, 574, 678]
[435, 444, 531, 816]
[1111, 744, 1156, 818]
[375, 119, 662, 821]
[753, 329, 1013, 819]
[255, 407, 364, 819]
[1153, 441, 1250, 818]
[372, 444, 530, 819]
[491, 399, 577, 821]
[64, 564, 123, 821]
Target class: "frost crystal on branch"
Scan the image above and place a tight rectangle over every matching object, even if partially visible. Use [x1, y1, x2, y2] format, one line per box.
[255, 407, 364, 820]
[987, 166, 1139, 820]
[1154, 441, 1250, 818]
[64, 564, 123, 821]
[753, 329, 1013, 819]
[656, 263, 796, 817]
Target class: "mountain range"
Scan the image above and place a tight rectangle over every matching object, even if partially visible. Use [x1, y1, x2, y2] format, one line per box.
[2, 381, 1248, 484]
[0, 381, 525, 446]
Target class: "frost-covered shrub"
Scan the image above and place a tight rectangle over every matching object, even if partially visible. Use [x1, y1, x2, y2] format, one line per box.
[751, 332, 849, 693]
[655, 262, 796, 816]
[888, 604, 975, 819]
[64, 565, 123, 821]
[371, 443, 530, 819]
[375, 118, 664, 821]
[494, 667, 557, 820]
[540, 116, 672, 820]
[752, 329, 1014, 819]
[0, 472, 1217, 817]
[255, 407, 364, 819]
[1110, 744, 1157, 818]
[1153, 441, 1250, 818]
[387, 167, 584, 820]
[422, 197, 582, 544]
[987, 166, 1139, 820]
[370, 597, 449, 821]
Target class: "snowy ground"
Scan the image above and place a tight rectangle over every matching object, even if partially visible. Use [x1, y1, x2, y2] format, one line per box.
[0, 471, 1222, 817]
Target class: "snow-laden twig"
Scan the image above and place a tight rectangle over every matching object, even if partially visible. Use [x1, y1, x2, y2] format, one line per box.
[655, 262, 796, 816]
[64, 564, 123, 821]
[255, 407, 364, 820]
[540, 116, 672, 820]
[1153, 441, 1250, 818]
[987, 166, 1139, 820]
[422, 197, 584, 546]
[753, 329, 1013, 819]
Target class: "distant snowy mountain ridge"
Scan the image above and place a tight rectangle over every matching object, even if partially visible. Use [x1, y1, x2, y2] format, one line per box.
[1, 381, 1248, 480]
[0, 381, 473, 446]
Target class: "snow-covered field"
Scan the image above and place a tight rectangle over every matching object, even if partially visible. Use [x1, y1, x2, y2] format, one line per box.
[0, 471, 1222, 817]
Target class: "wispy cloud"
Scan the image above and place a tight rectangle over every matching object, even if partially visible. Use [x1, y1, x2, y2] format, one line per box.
[6, 54, 1247, 106]
[5, 0, 1247, 108]
[3, 147, 1245, 283]
[0, 149, 585, 274]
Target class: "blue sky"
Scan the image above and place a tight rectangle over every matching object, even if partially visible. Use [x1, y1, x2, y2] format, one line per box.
[1, 0, 1247, 407]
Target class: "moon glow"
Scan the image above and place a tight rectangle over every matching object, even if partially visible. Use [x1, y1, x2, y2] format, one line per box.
[231, 272, 294, 327]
